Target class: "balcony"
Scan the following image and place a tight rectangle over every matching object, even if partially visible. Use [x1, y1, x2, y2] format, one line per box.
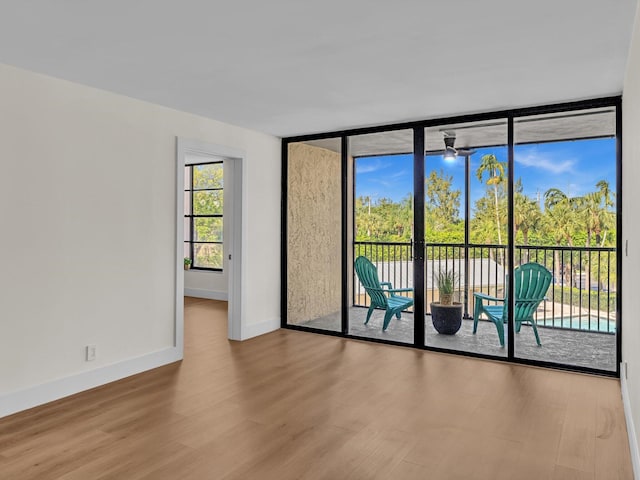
[302, 241, 617, 372]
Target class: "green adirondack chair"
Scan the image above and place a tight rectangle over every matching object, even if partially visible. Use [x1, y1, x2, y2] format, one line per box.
[473, 262, 552, 347]
[354, 256, 414, 331]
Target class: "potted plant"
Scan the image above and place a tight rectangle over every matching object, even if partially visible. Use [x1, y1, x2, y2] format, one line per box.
[430, 269, 463, 334]
[184, 257, 192, 270]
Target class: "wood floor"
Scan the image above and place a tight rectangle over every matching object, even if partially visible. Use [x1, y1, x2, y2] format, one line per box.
[0, 298, 632, 479]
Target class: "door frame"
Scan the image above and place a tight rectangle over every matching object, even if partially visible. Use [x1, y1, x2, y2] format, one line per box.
[176, 137, 244, 347]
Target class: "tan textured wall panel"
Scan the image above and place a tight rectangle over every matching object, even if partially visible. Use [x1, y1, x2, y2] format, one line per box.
[287, 142, 341, 325]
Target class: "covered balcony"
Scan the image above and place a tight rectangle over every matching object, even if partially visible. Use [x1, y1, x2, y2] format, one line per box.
[302, 242, 617, 372]
[284, 101, 619, 375]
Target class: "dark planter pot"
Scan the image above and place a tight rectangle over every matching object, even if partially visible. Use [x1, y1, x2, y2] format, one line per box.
[430, 302, 463, 335]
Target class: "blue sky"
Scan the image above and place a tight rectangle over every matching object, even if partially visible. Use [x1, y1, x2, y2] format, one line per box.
[355, 138, 616, 215]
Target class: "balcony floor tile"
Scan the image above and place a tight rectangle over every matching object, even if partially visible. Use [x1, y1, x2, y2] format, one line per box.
[300, 307, 616, 372]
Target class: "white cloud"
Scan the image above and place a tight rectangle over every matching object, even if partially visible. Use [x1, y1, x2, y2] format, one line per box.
[371, 178, 393, 188]
[566, 183, 586, 197]
[515, 152, 575, 174]
[356, 159, 388, 174]
[389, 169, 409, 179]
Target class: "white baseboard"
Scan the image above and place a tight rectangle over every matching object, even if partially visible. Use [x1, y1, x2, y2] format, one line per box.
[0, 347, 182, 419]
[241, 317, 280, 340]
[621, 363, 640, 480]
[184, 288, 228, 301]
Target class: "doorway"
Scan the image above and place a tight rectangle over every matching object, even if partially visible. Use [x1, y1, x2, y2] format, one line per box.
[176, 138, 243, 348]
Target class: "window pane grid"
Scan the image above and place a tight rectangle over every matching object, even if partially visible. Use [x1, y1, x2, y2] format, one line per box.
[184, 161, 223, 271]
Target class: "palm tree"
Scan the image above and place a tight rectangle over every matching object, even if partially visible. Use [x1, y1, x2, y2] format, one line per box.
[584, 180, 615, 247]
[514, 192, 541, 246]
[476, 154, 506, 263]
[581, 180, 615, 289]
[544, 188, 581, 285]
[514, 192, 541, 263]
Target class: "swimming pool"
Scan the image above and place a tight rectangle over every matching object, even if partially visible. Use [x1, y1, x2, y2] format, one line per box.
[536, 316, 616, 333]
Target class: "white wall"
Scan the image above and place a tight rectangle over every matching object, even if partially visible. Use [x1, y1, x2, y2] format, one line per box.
[184, 269, 227, 300]
[0, 63, 280, 411]
[622, 3, 640, 475]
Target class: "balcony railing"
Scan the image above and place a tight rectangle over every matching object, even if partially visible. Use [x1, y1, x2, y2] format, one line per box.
[354, 241, 617, 334]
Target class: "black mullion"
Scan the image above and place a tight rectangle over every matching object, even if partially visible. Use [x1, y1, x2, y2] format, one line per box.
[352, 150, 357, 317]
[464, 153, 471, 319]
[192, 160, 223, 165]
[413, 127, 425, 347]
[615, 98, 622, 377]
[281, 140, 289, 328]
[341, 136, 349, 335]
[507, 116, 515, 359]
[190, 166, 195, 265]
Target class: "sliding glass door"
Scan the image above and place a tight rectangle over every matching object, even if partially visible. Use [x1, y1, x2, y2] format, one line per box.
[513, 107, 618, 372]
[283, 98, 621, 375]
[349, 129, 415, 344]
[423, 120, 508, 357]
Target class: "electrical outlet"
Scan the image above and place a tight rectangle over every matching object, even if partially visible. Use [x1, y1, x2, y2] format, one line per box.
[86, 345, 96, 362]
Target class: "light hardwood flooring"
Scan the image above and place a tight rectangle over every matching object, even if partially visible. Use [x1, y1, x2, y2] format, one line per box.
[0, 297, 632, 479]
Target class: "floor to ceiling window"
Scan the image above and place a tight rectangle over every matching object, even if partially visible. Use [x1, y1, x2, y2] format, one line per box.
[283, 98, 621, 376]
[512, 107, 618, 371]
[285, 138, 343, 333]
[348, 129, 415, 344]
[423, 119, 508, 358]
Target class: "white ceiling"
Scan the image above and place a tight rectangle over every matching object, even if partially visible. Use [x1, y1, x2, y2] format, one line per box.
[0, 1, 636, 138]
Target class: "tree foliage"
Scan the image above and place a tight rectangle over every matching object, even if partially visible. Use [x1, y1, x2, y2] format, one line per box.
[355, 163, 615, 251]
[476, 154, 507, 248]
[426, 169, 461, 229]
[514, 180, 541, 245]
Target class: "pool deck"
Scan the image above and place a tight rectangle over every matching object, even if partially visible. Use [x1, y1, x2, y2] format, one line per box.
[301, 307, 617, 372]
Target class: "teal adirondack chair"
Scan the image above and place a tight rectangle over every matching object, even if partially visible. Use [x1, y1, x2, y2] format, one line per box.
[354, 256, 414, 331]
[473, 262, 552, 347]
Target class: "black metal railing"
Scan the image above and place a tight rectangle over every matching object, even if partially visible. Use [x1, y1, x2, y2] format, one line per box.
[354, 241, 617, 334]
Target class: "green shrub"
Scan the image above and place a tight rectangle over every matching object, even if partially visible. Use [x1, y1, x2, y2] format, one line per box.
[550, 286, 616, 312]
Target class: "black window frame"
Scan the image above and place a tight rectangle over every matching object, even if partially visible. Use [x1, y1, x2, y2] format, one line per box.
[281, 96, 622, 378]
[185, 161, 224, 272]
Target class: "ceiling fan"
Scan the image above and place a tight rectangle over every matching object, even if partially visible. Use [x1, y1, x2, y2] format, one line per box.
[427, 131, 476, 160]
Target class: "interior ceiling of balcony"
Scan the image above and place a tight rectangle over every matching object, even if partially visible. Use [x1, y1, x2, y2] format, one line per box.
[303, 107, 617, 156]
[0, 1, 636, 138]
